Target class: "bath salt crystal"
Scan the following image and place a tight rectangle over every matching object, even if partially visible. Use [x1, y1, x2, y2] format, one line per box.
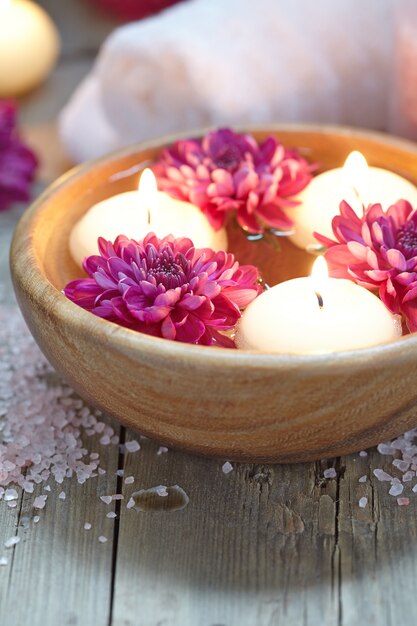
[112, 494, 124, 501]
[106, 512, 117, 519]
[392, 459, 410, 472]
[58, 491, 66, 500]
[358, 475, 367, 483]
[33, 516, 40, 524]
[90, 453, 99, 460]
[4, 488, 18, 501]
[156, 485, 168, 497]
[124, 476, 134, 485]
[222, 461, 233, 474]
[377, 443, 395, 455]
[33, 495, 47, 510]
[402, 471, 415, 482]
[359, 497, 368, 508]
[389, 483, 404, 497]
[157, 446, 168, 455]
[359, 451, 368, 457]
[127, 497, 135, 509]
[84, 522, 92, 530]
[100, 435, 111, 446]
[373, 469, 393, 482]
[98, 468, 106, 475]
[125, 440, 140, 453]
[116, 469, 124, 477]
[0, 556, 8, 566]
[98, 536, 107, 543]
[397, 497, 410, 506]
[4, 536, 20, 548]
[100, 495, 112, 505]
[323, 468, 337, 479]
[7, 501, 17, 509]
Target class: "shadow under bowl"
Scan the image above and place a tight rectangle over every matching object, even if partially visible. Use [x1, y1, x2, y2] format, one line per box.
[10, 124, 417, 462]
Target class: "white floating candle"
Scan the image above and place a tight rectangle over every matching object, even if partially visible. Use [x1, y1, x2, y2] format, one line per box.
[0, 0, 60, 97]
[70, 168, 228, 267]
[289, 151, 417, 250]
[235, 257, 401, 354]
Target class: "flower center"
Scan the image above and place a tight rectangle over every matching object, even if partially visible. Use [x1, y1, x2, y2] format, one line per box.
[396, 222, 417, 257]
[147, 253, 188, 289]
[213, 144, 242, 171]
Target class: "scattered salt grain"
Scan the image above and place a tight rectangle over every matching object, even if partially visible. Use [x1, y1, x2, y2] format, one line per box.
[100, 435, 111, 446]
[157, 446, 168, 455]
[373, 469, 393, 482]
[33, 516, 40, 524]
[402, 471, 415, 482]
[359, 451, 368, 457]
[125, 440, 140, 453]
[358, 475, 367, 483]
[58, 491, 66, 500]
[222, 461, 233, 475]
[90, 453, 99, 460]
[7, 501, 17, 508]
[98, 468, 106, 475]
[0, 556, 8, 566]
[127, 497, 135, 509]
[397, 497, 410, 506]
[98, 536, 107, 543]
[112, 494, 124, 501]
[155, 485, 168, 497]
[44, 485, 51, 492]
[84, 523, 92, 531]
[389, 482, 404, 497]
[116, 469, 124, 477]
[33, 495, 47, 510]
[323, 468, 337, 479]
[100, 495, 112, 505]
[4, 488, 18, 501]
[413, 484, 417, 493]
[359, 497, 368, 508]
[106, 512, 117, 519]
[124, 476, 134, 485]
[4, 536, 20, 548]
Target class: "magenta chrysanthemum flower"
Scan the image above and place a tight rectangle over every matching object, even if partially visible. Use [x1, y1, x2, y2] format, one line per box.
[0, 101, 38, 212]
[153, 128, 314, 234]
[315, 199, 417, 331]
[64, 233, 261, 346]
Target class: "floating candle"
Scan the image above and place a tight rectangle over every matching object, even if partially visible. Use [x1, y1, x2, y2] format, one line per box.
[69, 168, 228, 266]
[289, 151, 417, 250]
[0, 0, 60, 97]
[235, 257, 401, 354]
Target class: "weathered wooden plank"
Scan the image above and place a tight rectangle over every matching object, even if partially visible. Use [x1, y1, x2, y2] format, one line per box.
[1, 426, 120, 626]
[111, 433, 338, 626]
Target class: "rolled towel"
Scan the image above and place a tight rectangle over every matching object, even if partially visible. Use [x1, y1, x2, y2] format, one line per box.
[60, 0, 395, 163]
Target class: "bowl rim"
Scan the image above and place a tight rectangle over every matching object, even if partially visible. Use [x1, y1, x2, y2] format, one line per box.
[11, 122, 417, 373]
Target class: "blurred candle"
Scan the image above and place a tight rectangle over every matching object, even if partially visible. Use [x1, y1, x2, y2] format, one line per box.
[235, 256, 401, 354]
[70, 168, 228, 266]
[289, 150, 417, 250]
[0, 0, 60, 97]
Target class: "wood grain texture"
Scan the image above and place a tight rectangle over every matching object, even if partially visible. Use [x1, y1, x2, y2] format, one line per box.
[9, 126, 417, 462]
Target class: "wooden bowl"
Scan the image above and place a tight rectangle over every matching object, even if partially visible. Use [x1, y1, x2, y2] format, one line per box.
[10, 125, 417, 463]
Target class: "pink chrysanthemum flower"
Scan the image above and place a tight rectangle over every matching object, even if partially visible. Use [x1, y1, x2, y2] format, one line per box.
[315, 199, 417, 331]
[64, 233, 261, 346]
[153, 128, 314, 234]
[0, 101, 38, 211]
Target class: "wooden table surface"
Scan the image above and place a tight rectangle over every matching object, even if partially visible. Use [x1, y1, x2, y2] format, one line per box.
[1, 2, 417, 625]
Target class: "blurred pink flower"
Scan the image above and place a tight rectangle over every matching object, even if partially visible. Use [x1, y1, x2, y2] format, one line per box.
[64, 233, 261, 346]
[0, 101, 38, 211]
[153, 128, 313, 233]
[315, 199, 417, 331]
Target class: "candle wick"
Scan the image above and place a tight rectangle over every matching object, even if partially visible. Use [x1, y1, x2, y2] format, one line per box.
[315, 291, 324, 309]
[147, 208, 151, 226]
[352, 185, 363, 205]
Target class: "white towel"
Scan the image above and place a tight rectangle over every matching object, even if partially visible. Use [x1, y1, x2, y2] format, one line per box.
[60, 0, 398, 163]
